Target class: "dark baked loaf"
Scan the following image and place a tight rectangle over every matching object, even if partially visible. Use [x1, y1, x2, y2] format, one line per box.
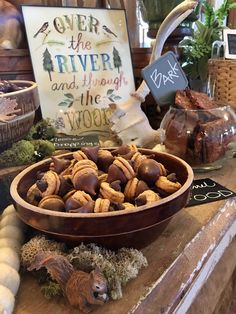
[175, 89, 216, 110]
[193, 118, 231, 163]
[164, 89, 233, 164]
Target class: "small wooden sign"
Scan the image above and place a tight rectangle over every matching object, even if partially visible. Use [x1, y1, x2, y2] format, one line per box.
[51, 134, 99, 150]
[187, 178, 236, 207]
[141, 51, 188, 105]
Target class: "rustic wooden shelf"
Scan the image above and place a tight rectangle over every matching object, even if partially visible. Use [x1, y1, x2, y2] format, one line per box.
[11, 157, 236, 313]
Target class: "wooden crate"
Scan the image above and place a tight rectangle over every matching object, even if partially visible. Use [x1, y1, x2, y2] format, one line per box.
[0, 49, 34, 81]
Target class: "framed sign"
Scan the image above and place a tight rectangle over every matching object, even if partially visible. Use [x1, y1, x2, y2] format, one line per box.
[22, 6, 135, 137]
[223, 28, 236, 59]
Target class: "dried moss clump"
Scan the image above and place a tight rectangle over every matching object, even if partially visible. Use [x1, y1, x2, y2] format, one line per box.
[21, 237, 148, 301]
[68, 243, 148, 300]
[20, 235, 66, 268]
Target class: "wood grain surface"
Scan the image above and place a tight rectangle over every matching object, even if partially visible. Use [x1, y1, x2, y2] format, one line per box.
[12, 157, 236, 313]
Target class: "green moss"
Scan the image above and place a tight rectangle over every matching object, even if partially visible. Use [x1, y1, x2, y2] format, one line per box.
[40, 281, 62, 299]
[25, 119, 56, 141]
[32, 140, 55, 160]
[0, 138, 55, 168]
[0, 140, 35, 167]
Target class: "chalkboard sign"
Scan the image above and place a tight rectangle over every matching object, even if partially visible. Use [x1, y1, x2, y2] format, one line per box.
[187, 178, 236, 207]
[223, 29, 236, 59]
[141, 51, 188, 105]
[51, 134, 99, 150]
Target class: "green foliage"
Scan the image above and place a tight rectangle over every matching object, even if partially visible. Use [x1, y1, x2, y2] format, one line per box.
[0, 138, 55, 167]
[0, 120, 56, 168]
[32, 140, 55, 161]
[25, 119, 56, 141]
[0, 140, 35, 167]
[179, 0, 236, 81]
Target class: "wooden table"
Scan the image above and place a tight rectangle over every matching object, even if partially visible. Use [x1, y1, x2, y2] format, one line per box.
[13, 158, 236, 314]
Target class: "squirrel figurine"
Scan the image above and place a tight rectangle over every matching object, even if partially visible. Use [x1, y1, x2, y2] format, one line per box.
[28, 251, 109, 314]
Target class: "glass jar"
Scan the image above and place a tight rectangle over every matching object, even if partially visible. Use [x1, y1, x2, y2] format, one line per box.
[160, 105, 236, 171]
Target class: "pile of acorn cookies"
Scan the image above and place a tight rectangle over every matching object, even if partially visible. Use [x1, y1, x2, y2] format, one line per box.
[26, 145, 182, 213]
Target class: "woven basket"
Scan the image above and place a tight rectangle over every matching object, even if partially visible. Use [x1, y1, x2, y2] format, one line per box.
[208, 59, 236, 109]
[0, 80, 40, 151]
[0, 80, 39, 115]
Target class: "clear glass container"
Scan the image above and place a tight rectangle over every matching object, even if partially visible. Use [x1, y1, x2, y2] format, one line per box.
[160, 104, 236, 171]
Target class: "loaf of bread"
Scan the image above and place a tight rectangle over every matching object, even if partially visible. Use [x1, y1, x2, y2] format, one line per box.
[164, 89, 235, 164]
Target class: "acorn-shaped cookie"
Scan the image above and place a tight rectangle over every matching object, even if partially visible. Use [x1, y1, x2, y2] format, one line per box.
[97, 149, 115, 172]
[63, 189, 76, 203]
[26, 184, 42, 206]
[50, 156, 71, 174]
[155, 175, 182, 194]
[124, 178, 149, 202]
[65, 190, 93, 212]
[73, 150, 88, 161]
[72, 160, 98, 195]
[107, 156, 135, 184]
[122, 202, 136, 210]
[69, 200, 95, 213]
[57, 176, 73, 197]
[99, 182, 124, 204]
[131, 152, 147, 171]
[107, 164, 127, 185]
[98, 172, 108, 185]
[81, 146, 99, 163]
[36, 170, 60, 197]
[137, 159, 166, 185]
[111, 144, 138, 157]
[94, 198, 110, 213]
[38, 195, 65, 212]
[135, 190, 161, 206]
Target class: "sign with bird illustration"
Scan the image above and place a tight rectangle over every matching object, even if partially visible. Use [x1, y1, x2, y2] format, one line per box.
[22, 6, 135, 138]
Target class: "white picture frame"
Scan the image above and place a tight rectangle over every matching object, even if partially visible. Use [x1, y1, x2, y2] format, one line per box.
[223, 28, 236, 59]
[22, 6, 135, 137]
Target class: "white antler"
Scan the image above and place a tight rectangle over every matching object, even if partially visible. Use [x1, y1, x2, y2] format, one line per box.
[109, 0, 197, 147]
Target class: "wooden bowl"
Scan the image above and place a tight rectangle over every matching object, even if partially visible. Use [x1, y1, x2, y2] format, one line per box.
[10, 149, 194, 249]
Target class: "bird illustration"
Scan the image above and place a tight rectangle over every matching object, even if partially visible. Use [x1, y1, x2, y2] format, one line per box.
[102, 25, 117, 38]
[33, 22, 49, 38]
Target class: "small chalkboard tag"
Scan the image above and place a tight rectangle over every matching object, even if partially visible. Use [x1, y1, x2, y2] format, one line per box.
[51, 134, 99, 150]
[141, 51, 188, 105]
[187, 178, 236, 207]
